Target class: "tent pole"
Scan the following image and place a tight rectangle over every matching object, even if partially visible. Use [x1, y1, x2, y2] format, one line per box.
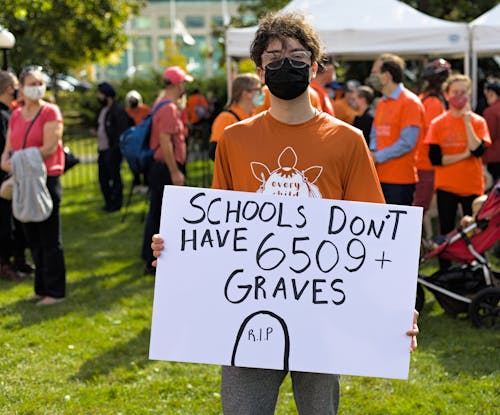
[226, 51, 232, 107]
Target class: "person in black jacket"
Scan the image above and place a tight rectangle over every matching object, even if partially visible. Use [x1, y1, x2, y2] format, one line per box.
[96, 82, 133, 212]
[0, 70, 33, 281]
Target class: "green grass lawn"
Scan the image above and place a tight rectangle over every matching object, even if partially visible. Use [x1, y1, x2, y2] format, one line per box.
[0, 176, 498, 414]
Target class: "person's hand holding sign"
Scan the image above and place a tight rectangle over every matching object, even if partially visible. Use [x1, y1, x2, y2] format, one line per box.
[151, 234, 164, 268]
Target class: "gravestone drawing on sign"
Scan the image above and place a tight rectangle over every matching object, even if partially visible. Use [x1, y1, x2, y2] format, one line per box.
[232, 310, 290, 371]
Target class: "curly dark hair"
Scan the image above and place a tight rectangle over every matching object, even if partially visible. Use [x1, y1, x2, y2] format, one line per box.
[250, 12, 325, 69]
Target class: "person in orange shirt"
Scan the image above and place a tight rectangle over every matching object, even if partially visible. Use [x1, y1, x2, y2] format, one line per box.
[186, 88, 210, 125]
[125, 90, 151, 127]
[333, 80, 358, 125]
[309, 57, 335, 115]
[426, 74, 491, 247]
[152, 12, 419, 415]
[209, 73, 261, 161]
[415, 59, 450, 239]
[253, 84, 322, 114]
[369, 53, 425, 206]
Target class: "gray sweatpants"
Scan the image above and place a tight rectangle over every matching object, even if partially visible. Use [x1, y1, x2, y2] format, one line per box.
[221, 366, 340, 415]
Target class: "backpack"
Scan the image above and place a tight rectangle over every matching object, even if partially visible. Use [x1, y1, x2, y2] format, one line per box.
[119, 100, 171, 176]
[194, 95, 211, 121]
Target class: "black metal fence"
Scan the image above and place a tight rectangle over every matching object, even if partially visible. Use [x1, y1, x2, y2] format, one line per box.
[61, 136, 213, 191]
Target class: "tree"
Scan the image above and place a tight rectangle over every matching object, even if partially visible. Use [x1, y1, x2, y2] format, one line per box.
[235, 0, 290, 26]
[399, 0, 498, 21]
[0, 0, 145, 77]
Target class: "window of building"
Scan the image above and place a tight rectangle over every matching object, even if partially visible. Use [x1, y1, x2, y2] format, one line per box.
[185, 16, 205, 28]
[158, 16, 171, 29]
[132, 16, 152, 30]
[133, 36, 154, 74]
[212, 16, 224, 27]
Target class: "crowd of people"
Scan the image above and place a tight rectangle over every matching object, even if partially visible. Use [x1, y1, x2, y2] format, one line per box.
[0, 39, 498, 296]
[1, 7, 499, 415]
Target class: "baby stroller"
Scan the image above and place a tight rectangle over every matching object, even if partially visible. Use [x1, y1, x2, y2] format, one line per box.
[416, 181, 500, 328]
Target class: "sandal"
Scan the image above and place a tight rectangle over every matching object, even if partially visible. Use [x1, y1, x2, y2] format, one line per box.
[36, 296, 65, 306]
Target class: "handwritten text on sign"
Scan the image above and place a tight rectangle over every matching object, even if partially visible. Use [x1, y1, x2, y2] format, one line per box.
[149, 186, 422, 379]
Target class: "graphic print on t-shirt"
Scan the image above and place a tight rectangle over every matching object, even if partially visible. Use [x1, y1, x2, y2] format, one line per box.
[250, 146, 323, 198]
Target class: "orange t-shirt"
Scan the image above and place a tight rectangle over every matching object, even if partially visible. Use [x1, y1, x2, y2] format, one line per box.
[126, 104, 151, 126]
[310, 81, 335, 116]
[416, 94, 445, 170]
[213, 111, 384, 204]
[372, 88, 424, 184]
[333, 97, 356, 125]
[186, 93, 209, 124]
[425, 111, 491, 196]
[253, 85, 322, 115]
[209, 105, 251, 144]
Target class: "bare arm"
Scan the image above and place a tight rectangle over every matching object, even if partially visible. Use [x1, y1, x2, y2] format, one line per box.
[159, 131, 184, 186]
[441, 149, 471, 166]
[39, 120, 63, 159]
[1, 129, 12, 173]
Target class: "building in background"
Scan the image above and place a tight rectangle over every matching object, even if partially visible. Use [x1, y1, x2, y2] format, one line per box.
[96, 0, 256, 81]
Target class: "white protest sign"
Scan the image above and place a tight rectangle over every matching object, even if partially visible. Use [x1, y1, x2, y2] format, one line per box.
[150, 186, 422, 379]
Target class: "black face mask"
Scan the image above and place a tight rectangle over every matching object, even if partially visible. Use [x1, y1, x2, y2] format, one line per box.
[13, 89, 19, 100]
[129, 99, 139, 109]
[264, 59, 310, 100]
[98, 97, 108, 106]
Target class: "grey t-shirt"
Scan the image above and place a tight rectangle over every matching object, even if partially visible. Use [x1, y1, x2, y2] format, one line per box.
[97, 107, 109, 151]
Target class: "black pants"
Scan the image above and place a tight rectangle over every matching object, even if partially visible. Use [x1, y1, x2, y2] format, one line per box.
[381, 183, 415, 205]
[141, 161, 185, 265]
[0, 198, 27, 262]
[23, 176, 66, 298]
[436, 189, 478, 271]
[486, 162, 500, 187]
[98, 147, 123, 211]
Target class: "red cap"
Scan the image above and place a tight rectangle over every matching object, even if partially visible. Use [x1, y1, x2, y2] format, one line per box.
[162, 66, 194, 84]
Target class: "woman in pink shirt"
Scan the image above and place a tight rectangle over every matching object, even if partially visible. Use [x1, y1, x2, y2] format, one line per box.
[1, 66, 66, 306]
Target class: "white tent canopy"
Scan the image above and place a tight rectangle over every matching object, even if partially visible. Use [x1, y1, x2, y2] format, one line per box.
[470, 4, 500, 108]
[470, 4, 500, 56]
[226, 0, 470, 60]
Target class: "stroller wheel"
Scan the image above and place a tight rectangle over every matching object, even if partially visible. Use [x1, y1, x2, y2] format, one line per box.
[415, 283, 425, 312]
[469, 287, 500, 329]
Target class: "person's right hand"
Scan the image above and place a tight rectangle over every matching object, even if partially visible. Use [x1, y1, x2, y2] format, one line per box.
[151, 234, 165, 267]
[171, 170, 185, 186]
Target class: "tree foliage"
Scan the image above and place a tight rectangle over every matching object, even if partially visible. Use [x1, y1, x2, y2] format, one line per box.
[0, 0, 145, 76]
[400, 0, 498, 22]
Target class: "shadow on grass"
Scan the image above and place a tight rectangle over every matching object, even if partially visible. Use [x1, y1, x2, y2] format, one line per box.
[417, 298, 499, 377]
[0, 263, 154, 329]
[71, 327, 151, 381]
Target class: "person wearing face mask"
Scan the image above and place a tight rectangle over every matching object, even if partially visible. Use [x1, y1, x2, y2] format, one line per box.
[142, 66, 192, 275]
[96, 82, 133, 213]
[425, 74, 491, 269]
[125, 90, 151, 127]
[208, 73, 261, 161]
[368, 53, 425, 206]
[125, 90, 151, 190]
[414, 59, 450, 241]
[0, 66, 66, 305]
[309, 57, 335, 116]
[0, 70, 34, 282]
[150, 12, 419, 414]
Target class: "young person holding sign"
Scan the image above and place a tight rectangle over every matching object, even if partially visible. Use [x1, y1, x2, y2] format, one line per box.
[152, 12, 419, 415]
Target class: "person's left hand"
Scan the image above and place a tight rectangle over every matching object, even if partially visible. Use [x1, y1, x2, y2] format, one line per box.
[151, 234, 165, 267]
[406, 309, 419, 352]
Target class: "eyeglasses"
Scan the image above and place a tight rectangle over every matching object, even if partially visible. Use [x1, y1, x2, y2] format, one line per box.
[262, 50, 312, 70]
